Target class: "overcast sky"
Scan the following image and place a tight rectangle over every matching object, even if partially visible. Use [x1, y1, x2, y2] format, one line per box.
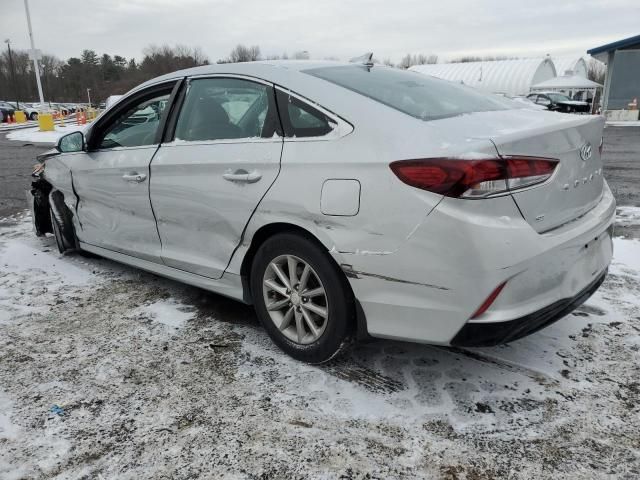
[1, 0, 638, 63]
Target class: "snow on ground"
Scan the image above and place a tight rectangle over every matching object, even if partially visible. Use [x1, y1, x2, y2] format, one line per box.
[129, 298, 197, 329]
[5, 125, 86, 144]
[0, 210, 639, 478]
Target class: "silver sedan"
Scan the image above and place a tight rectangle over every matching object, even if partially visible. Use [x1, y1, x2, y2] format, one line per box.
[33, 59, 614, 363]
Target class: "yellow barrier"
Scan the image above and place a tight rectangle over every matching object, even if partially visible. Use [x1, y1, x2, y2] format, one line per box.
[38, 113, 55, 132]
[15, 111, 27, 123]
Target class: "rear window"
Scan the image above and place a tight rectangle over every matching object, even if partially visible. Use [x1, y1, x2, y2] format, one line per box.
[304, 65, 512, 121]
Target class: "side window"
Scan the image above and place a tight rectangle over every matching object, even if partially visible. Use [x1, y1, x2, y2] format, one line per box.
[537, 96, 551, 106]
[275, 90, 334, 138]
[174, 78, 279, 142]
[97, 91, 172, 149]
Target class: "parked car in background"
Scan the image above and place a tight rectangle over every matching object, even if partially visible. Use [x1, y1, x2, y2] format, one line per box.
[526, 92, 590, 113]
[0, 109, 3, 123]
[31, 103, 60, 118]
[508, 95, 548, 110]
[51, 103, 70, 116]
[21, 103, 40, 120]
[2, 101, 43, 120]
[0, 101, 16, 122]
[32, 61, 614, 363]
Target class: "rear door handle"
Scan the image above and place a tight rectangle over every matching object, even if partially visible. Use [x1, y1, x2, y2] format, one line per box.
[122, 172, 147, 183]
[222, 170, 262, 184]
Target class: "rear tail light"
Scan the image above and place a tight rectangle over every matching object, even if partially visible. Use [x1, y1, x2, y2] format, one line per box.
[390, 156, 558, 198]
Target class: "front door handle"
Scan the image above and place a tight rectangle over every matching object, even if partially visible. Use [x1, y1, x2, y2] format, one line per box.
[222, 170, 262, 184]
[122, 172, 147, 183]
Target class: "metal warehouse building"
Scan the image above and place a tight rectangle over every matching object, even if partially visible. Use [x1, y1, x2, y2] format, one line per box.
[409, 58, 557, 96]
[588, 34, 640, 118]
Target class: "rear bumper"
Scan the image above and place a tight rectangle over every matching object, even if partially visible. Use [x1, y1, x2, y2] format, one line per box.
[450, 268, 607, 347]
[343, 182, 616, 345]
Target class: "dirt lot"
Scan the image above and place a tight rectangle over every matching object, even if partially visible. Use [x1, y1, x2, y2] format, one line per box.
[1, 127, 639, 479]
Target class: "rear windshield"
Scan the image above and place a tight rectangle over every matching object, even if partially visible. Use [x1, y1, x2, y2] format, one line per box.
[304, 65, 512, 121]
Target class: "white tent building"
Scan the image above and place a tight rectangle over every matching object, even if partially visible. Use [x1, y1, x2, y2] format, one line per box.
[409, 58, 556, 96]
[552, 56, 588, 77]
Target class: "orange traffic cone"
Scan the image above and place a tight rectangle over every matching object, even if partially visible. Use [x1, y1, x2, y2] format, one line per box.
[9, 114, 15, 124]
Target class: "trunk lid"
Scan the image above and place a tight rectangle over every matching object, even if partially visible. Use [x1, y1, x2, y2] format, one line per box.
[426, 109, 605, 233]
[490, 113, 604, 233]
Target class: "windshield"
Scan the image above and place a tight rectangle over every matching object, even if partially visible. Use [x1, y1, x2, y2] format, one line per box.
[547, 93, 571, 102]
[304, 65, 513, 121]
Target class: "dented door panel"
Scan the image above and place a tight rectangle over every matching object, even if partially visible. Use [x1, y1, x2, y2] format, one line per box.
[150, 140, 283, 279]
[62, 147, 162, 262]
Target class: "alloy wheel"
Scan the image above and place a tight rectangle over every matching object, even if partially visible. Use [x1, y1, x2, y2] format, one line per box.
[262, 254, 328, 345]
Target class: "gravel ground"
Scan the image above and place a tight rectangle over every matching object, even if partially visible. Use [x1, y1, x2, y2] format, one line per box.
[1, 126, 639, 479]
[1, 210, 639, 479]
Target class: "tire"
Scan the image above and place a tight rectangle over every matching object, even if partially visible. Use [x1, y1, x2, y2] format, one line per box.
[250, 232, 354, 363]
[30, 112, 38, 121]
[49, 193, 77, 253]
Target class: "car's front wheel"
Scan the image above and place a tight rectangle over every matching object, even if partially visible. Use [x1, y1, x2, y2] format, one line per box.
[30, 112, 38, 121]
[250, 233, 354, 363]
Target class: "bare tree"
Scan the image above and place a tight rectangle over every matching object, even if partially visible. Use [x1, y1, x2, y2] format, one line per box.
[398, 53, 438, 69]
[0, 43, 209, 103]
[449, 55, 517, 63]
[219, 44, 261, 63]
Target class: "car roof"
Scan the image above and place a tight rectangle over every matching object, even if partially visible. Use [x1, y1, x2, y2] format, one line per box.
[135, 60, 350, 90]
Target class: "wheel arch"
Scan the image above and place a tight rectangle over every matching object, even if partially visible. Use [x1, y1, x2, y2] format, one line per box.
[240, 222, 329, 285]
[49, 188, 79, 250]
[238, 221, 370, 341]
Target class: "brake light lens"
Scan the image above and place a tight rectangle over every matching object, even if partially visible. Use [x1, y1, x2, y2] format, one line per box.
[390, 156, 558, 198]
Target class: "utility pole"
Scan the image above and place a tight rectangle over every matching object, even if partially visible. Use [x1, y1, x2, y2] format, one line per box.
[87, 88, 92, 107]
[23, 0, 44, 103]
[4, 39, 19, 109]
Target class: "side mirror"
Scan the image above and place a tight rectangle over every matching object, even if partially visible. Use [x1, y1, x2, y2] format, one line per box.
[57, 131, 85, 153]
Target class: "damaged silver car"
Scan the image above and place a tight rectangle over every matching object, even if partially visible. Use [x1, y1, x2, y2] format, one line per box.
[32, 58, 615, 363]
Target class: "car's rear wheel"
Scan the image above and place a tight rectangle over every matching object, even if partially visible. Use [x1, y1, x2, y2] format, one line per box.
[250, 233, 353, 363]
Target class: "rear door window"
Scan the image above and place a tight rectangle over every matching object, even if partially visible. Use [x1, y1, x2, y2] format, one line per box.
[275, 90, 333, 138]
[174, 78, 280, 142]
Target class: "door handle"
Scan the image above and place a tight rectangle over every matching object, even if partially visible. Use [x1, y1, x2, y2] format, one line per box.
[222, 170, 262, 184]
[122, 172, 147, 183]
